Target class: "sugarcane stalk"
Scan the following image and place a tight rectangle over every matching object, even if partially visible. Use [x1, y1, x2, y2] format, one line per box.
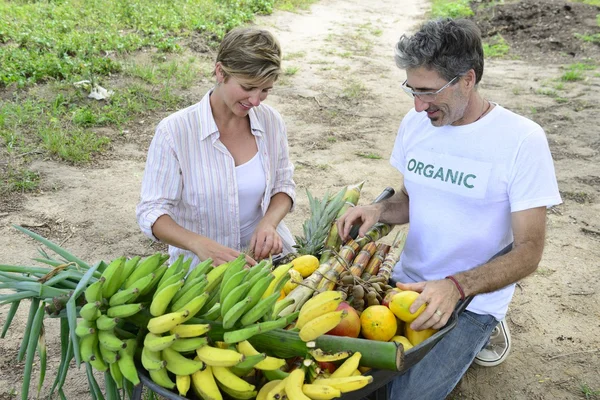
[354, 222, 393, 248]
[320, 182, 364, 263]
[376, 232, 406, 282]
[361, 243, 391, 280]
[316, 239, 361, 292]
[349, 241, 378, 277]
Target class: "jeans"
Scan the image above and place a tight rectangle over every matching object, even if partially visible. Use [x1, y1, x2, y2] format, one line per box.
[388, 310, 499, 400]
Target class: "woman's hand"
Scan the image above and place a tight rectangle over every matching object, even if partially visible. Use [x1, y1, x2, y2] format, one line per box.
[193, 237, 256, 266]
[250, 220, 283, 260]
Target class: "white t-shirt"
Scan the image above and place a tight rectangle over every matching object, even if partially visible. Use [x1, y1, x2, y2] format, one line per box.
[236, 151, 266, 248]
[390, 104, 562, 320]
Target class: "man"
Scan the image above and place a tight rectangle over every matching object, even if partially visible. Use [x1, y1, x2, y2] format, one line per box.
[337, 18, 561, 399]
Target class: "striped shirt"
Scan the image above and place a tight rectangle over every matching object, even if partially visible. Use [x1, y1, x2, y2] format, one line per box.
[136, 90, 296, 266]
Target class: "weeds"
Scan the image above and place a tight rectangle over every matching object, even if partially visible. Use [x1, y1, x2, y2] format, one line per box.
[483, 35, 510, 58]
[580, 382, 600, 399]
[430, 0, 474, 18]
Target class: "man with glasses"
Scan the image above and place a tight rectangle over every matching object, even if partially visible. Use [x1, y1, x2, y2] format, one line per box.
[337, 18, 561, 398]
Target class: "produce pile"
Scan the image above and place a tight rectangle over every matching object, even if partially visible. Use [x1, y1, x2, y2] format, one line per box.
[0, 183, 439, 400]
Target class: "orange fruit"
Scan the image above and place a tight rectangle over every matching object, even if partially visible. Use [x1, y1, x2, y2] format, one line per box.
[359, 305, 397, 342]
[405, 326, 437, 346]
[389, 290, 425, 323]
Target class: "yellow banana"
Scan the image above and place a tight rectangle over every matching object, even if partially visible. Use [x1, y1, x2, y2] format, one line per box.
[170, 323, 211, 338]
[265, 378, 287, 400]
[141, 346, 167, 371]
[196, 345, 245, 367]
[285, 369, 311, 400]
[211, 366, 255, 393]
[191, 365, 223, 400]
[150, 278, 184, 317]
[216, 380, 257, 399]
[147, 309, 190, 334]
[312, 375, 373, 392]
[302, 384, 341, 400]
[299, 310, 348, 342]
[177, 292, 210, 320]
[297, 293, 343, 329]
[330, 351, 361, 378]
[262, 263, 294, 299]
[149, 367, 176, 390]
[143, 332, 179, 352]
[308, 348, 351, 362]
[236, 340, 286, 371]
[176, 374, 191, 397]
[257, 380, 282, 400]
[162, 347, 205, 375]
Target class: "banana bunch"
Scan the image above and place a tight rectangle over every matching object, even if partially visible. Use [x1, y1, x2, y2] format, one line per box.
[76, 252, 172, 386]
[296, 291, 348, 342]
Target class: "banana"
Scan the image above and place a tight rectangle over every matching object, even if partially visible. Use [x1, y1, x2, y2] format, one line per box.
[162, 347, 205, 375]
[118, 339, 140, 385]
[147, 309, 190, 334]
[156, 269, 186, 295]
[302, 384, 341, 400]
[195, 345, 245, 367]
[186, 257, 214, 282]
[229, 353, 267, 377]
[220, 281, 252, 318]
[216, 380, 257, 399]
[124, 252, 163, 289]
[156, 254, 184, 291]
[149, 367, 176, 389]
[219, 255, 248, 296]
[79, 301, 101, 321]
[89, 343, 109, 372]
[244, 259, 269, 282]
[263, 368, 290, 382]
[312, 375, 373, 392]
[109, 362, 124, 389]
[308, 348, 351, 362]
[79, 331, 98, 362]
[170, 336, 209, 353]
[121, 255, 142, 283]
[176, 374, 191, 397]
[330, 351, 361, 378]
[299, 310, 347, 342]
[150, 279, 185, 317]
[95, 315, 120, 331]
[108, 287, 140, 307]
[106, 303, 144, 318]
[191, 365, 223, 400]
[296, 292, 344, 329]
[139, 264, 167, 296]
[204, 261, 232, 294]
[285, 368, 311, 400]
[98, 342, 119, 364]
[223, 314, 294, 344]
[243, 273, 275, 312]
[219, 268, 249, 305]
[180, 273, 207, 294]
[100, 256, 126, 298]
[271, 296, 295, 320]
[141, 346, 167, 371]
[239, 291, 281, 326]
[144, 332, 179, 352]
[262, 263, 294, 300]
[199, 302, 221, 321]
[170, 323, 211, 338]
[222, 296, 252, 329]
[170, 283, 207, 313]
[75, 319, 96, 337]
[257, 379, 282, 400]
[84, 277, 105, 303]
[212, 366, 255, 393]
[177, 292, 210, 321]
[172, 274, 207, 305]
[97, 329, 126, 352]
[265, 378, 287, 400]
[236, 340, 286, 371]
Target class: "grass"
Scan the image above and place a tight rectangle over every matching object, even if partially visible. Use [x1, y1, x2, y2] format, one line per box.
[483, 35, 510, 58]
[0, 0, 316, 194]
[356, 152, 382, 160]
[580, 382, 600, 399]
[430, 0, 474, 18]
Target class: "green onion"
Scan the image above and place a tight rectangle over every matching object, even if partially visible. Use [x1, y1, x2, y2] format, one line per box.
[22, 302, 45, 400]
[18, 298, 40, 361]
[1, 301, 20, 338]
[36, 324, 47, 399]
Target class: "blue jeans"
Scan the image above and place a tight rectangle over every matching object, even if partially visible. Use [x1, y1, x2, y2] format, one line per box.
[388, 311, 498, 400]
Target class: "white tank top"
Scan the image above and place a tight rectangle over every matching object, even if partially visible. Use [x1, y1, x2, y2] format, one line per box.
[236, 152, 266, 247]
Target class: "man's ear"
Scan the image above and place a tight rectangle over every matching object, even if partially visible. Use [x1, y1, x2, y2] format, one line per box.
[463, 69, 477, 89]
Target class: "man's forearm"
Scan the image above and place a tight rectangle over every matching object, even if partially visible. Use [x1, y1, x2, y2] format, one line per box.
[378, 189, 410, 225]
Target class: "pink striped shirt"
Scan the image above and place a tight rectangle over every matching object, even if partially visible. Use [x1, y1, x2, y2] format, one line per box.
[136, 90, 296, 266]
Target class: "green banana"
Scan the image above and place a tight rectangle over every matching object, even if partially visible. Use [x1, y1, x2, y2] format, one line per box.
[239, 291, 281, 326]
[109, 362, 124, 389]
[204, 261, 231, 293]
[127, 272, 156, 297]
[170, 284, 206, 313]
[244, 259, 269, 282]
[147, 309, 190, 334]
[141, 346, 167, 371]
[98, 329, 126, 352]
[186, 257, 213, 282]
[108, 287, 140, 307]
[198, 287, 220, 316]
[139, 264, 168, 296]
[244, 265, 270, 293]
[219, 254, 247, 290]
[106, 303, 144, 318]
[150, 279, 185, 317]
[98, 342, 119, 364]
[174, 292, 210, 319]
[220, 281, 252, 318]
[144, 332, 179, 352]
[89, 343, 109, 372]
[170, 336, 209, 353]
[229, 353, 266, 377]
[79, 301, 101, 321]
[243, 273, 275, 312]
[262, 367, 290, 381]
[199, 302, 221, 321]
[118, 339, 140, 385]
[219, 269, 249, 305]
[101, 256, 127, 298]
[216, 380, 257, 399]
[75, 319, 96, 337]
[155, 269, 187, 295]
[156, 254, 184, 290]
[79, 331, 98, 362]
[271, 297, 295, 321]
[124, 252, 163, 289]
[162, 347, 205, 376]
[121, 256, 141, 283]
[149, 367, 176, 389]
[84, 277, 105, 303]
[223, 314, 295, 344]
[95, 315, 120, 331]
[222, 296, 253, 329]
[172, 275, 207, 305]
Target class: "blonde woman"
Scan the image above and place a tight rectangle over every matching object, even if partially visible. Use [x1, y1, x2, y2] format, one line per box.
[137, 27, 295, 268]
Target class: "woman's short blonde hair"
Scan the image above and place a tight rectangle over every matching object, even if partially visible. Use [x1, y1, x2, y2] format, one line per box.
[216, 27, 282, 85]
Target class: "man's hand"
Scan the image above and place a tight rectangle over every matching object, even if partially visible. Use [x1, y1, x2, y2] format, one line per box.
[250, 220, 283, 261]
[193, 237, 256, 266]
[396, 279, 461, 331]
[336, 204, 382, 241]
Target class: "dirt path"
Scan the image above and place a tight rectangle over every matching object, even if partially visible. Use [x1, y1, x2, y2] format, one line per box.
[1, 0, 599, 399]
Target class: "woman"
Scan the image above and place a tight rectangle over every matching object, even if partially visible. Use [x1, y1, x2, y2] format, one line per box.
[136, 27, 296, 268]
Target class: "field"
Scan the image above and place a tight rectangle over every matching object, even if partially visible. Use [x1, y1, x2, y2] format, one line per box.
[1, 0, 599, 399]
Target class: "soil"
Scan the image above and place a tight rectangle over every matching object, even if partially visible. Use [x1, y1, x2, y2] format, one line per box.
[1, 0, 599, 399]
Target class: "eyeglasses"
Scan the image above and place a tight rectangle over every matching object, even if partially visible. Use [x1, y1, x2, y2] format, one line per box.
[401, 75, 460, 102]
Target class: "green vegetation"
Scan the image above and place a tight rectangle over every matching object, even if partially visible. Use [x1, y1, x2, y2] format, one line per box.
[342, 80, 366, 99]
[483, 35, 510, 58]
[356, 152, 382, 160]
[580, 381, 600, 399]
[285, 66, 300, 76]
[560, 62, 596, 82]
[0, 0, 316, 194]
[571, 0, 600, 6]
[430, 0, 474, 18]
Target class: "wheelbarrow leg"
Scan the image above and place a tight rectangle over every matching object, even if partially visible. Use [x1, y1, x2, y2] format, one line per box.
[131, 382, 144, 400]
